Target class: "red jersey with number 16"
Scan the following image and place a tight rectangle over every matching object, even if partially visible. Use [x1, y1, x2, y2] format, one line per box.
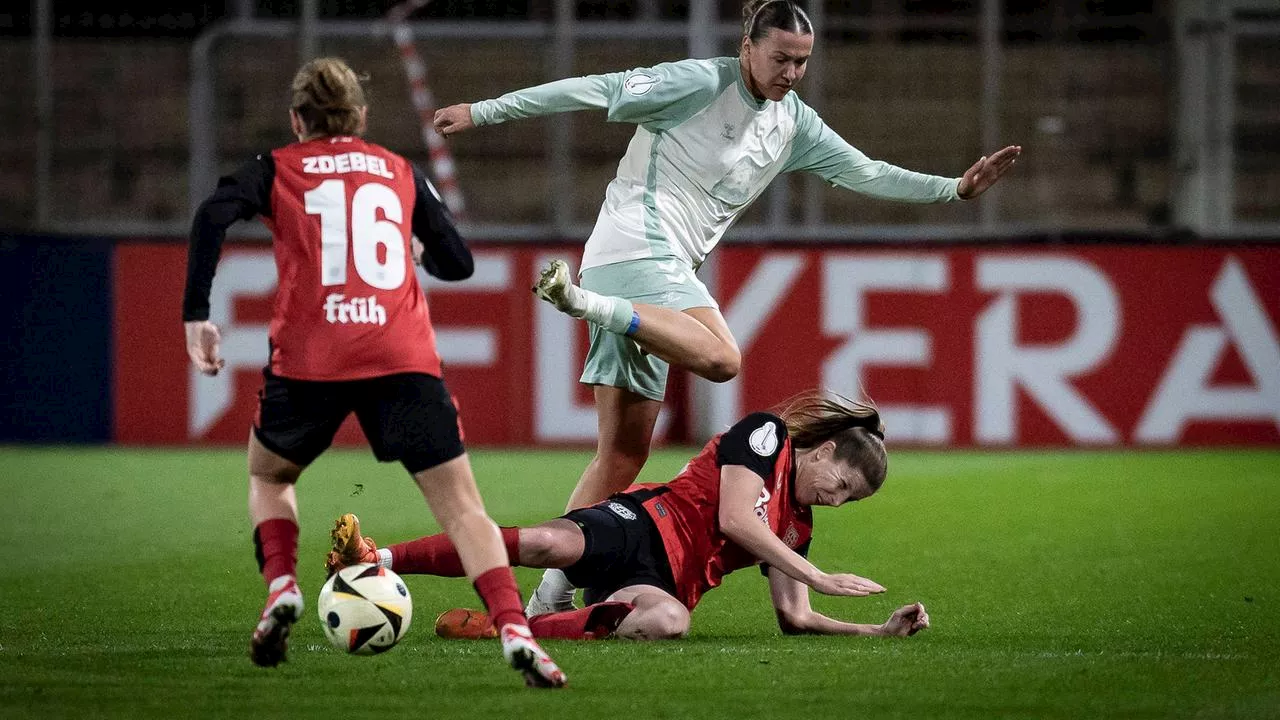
[629, 413, 814, 610]
[264, 136, 440, 381]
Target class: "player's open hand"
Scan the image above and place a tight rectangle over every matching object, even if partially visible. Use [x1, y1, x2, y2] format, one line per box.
[957, 145, 1021, 200]
[433, 104, 475, 136]
[880, 602, 930, 637]
[185, 320, 225, 376]
[812, 571, 886, 597]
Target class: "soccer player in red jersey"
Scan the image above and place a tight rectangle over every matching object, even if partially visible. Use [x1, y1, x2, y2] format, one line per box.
[327, 391, 930, 640]
[182, 58, 566, 687]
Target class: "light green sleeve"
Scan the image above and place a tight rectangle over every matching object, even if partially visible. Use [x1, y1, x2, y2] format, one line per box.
[782, 98, 961, 203]
[470, 58, 729, 132]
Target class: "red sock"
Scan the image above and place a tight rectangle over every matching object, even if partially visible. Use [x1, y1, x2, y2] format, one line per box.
[389, 528, 521, 577]
[473, 566, 528, 631]
[528, 602, 636, 640]
[253, 518, 298, 586]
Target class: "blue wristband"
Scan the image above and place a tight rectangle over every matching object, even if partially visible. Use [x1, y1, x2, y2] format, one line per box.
[625, 311, 641, 336]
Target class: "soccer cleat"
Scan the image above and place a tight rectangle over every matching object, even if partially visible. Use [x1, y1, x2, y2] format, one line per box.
[500, 623, 568, 689]
[250, 575, 304, 668]
[434, 607, 499, 640]
[326, 513, 379, 576]
[532, 259, 585, 317]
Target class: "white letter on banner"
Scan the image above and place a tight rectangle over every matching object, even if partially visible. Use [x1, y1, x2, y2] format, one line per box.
[822, 256, 950, 444]
[976, 256, 1120, 444]
[1136, 257, 1280, 442]
[702, 254, 807, 433]
[190, 253, 275, 437]
[420, 253, 511, 366]
[532, 254, 671, 442]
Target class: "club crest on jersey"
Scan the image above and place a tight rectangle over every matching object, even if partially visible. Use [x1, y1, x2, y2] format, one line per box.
[623, 72, 661, 96]
[782, 524, 800, 548]
[749, 421, 778, 456]
[323, 293, 387, 326]
[607, 502, 637, 521]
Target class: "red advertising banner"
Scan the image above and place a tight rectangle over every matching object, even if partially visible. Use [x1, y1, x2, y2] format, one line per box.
[114, 243, 641, 447]
[713, 246, 1280, 446]
[113, 243, 1280, 447]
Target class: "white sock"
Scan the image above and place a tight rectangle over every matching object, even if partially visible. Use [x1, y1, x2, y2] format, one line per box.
[377, 548, 393, 569]
[534, 568, 575, 604]
[556, 281, 588, 317]
[578, 290, 636, 335]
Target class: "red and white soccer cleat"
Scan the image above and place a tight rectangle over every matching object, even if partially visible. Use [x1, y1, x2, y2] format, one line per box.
[326, 513, 379, 576]
[250, 575, 304, 667]
[500, 623, 567, 689]
[434, 607, 499, 640]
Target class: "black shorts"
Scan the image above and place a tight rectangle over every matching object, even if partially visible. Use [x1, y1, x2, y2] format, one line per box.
[561, 492, 678, 606]
[253, 369, 465, 475]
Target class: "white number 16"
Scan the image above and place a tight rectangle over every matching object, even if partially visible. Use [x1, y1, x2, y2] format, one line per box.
[305, 179, 406, 290]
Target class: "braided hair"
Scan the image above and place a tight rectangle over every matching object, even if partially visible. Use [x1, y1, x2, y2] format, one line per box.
[742, 0, 813, 41]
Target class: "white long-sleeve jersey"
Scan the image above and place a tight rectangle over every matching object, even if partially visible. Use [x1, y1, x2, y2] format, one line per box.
[472, 56, 960, 271]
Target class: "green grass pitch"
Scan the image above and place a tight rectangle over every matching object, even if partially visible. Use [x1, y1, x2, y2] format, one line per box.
[1, 446, 1277, 719]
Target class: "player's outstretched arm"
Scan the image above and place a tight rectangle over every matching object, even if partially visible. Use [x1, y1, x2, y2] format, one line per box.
[766, 567, 929, 637]
[719, 466, 884, 597]
[434, 72, 619, 135]
[437, 61, 724, 135]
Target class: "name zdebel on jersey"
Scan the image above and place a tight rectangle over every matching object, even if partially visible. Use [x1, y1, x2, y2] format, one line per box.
[301, 151, 396, 179]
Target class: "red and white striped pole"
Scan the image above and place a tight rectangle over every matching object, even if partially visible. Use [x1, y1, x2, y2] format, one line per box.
[387, 0, 467, 219]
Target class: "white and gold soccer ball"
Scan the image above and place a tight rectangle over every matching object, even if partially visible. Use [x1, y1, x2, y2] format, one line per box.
[317, 564, 413, 655]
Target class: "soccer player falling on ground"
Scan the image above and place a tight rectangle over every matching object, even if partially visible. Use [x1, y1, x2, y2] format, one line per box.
[432, 0, 1020, 616]
[328, 391, 930, 641]
[182, 58, 565, 687]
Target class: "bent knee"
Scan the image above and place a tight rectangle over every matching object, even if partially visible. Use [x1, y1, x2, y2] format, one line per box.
[626, 603, 690, 640]
[703, 347, 742, 383]
[517, 526, 563, 566]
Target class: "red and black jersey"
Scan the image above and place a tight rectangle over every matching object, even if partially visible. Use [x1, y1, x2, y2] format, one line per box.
[183, 136, 473, 381]
[628, 412, 813, 610]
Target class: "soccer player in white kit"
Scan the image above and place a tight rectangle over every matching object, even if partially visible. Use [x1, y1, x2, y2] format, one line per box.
[434, 0, 1021, 615]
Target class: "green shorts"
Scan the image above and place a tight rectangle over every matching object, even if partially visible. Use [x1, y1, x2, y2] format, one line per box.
[578, 257, 718, 401]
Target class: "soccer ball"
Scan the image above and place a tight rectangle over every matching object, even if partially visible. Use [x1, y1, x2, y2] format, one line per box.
[317, 564, 413, 655]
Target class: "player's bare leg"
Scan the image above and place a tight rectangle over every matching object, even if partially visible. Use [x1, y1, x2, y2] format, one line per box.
[606, 585, 691, 641]
[247, 434, 305, 668]
[627, 305, 740, 383]
[527, 387, 661, 616]
[413, 455, 567, 688]
[535, 260, 741, 382]
[327, 516, 584, 576]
